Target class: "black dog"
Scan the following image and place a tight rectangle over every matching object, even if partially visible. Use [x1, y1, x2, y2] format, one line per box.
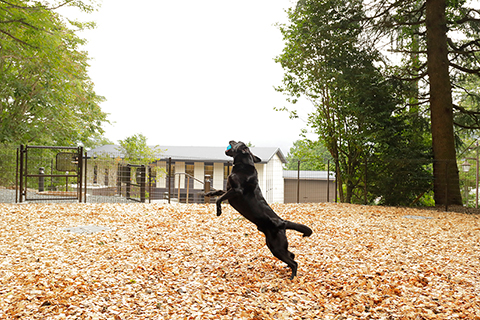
[204, 141, 312, 279]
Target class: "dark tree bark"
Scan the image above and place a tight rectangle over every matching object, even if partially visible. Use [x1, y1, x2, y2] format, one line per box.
[425, 0, 462, 205]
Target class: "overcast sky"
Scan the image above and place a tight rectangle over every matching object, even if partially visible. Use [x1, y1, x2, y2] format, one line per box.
[64, 0, 314, 154]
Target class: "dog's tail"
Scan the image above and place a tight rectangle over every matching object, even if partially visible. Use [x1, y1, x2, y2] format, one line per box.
[285, 220, 313, 237]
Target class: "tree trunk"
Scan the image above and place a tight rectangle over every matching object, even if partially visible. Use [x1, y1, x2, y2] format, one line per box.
[425, 0, 462, 205]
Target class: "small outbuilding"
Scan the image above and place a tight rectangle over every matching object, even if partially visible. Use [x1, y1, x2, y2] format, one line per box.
[283, 170, 336, 203]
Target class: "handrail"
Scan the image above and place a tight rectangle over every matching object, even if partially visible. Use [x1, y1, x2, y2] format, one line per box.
[174, 172, 204, 185]
[173, 172, 213, 204]
[174, 172, 202, 204]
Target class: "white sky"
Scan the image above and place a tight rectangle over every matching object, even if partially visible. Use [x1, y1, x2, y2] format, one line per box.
[63, 0, 314, 154]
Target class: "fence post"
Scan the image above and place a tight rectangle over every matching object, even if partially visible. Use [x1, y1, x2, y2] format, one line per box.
[476, 143, 479, 209]
[297, 160, 300, 203]
[19, 145, 24, 203]
[168, 157, 172, 204]
[364, 159, 368, 205]
[327, 160, 330, 203]
[117, 163, 122, 196]
[445, 161, 448, 212]
[148, 166, 152, 204]
[335, 158, 339, 203]
[177, 174, 181, 202]
[84, 151, 87, 203]
[204, 175, 211, 204]
[186, 176, 190, 203]
[140, 165, 146, 203]
[38, 167, 45, 192]
[78, 146, 83, 203]
[15, 147, 19, 203]
[126, 165, 131, 200]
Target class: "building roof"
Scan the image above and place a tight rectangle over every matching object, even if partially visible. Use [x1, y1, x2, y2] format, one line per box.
[87, 144, 287, 164]
[283, 170, 335, 180]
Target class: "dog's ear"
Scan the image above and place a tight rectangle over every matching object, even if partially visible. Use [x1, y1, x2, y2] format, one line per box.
[242, 147, 262, 164]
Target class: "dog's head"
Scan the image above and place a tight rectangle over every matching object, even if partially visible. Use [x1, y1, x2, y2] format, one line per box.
[226, 141, 261, 166]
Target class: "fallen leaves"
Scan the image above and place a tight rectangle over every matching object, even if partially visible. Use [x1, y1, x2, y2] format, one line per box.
[0, 202, 479, 319]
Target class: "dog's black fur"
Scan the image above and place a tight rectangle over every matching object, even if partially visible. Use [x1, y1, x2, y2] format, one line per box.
[204, 141, 312, 279]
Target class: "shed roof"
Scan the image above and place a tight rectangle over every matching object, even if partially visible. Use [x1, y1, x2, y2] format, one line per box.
[87, 144, 287, 164]
[283, 170, 336, 180]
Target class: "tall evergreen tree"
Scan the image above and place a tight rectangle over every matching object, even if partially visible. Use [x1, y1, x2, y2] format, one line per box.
[360, 0, 480, 205]
[276, 0, 432, 204]
[277, 0, 480, 205]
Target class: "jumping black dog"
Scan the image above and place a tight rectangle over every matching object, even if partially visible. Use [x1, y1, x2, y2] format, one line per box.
[204, 141, 312, 279]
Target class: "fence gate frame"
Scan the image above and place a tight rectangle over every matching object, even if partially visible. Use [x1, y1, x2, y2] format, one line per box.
[16, 145, 86, 203]
[117, 163, 146, 202]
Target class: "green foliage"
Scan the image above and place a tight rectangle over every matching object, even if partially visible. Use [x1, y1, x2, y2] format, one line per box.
[0, 146, 16, 187]
[285, 139, 333, 171]
[0, 0, 108, 147]
[454, 74, 480, 137]
[276, 0, 432, 205]
[116, 134, 162, 164]
[115, 134, 165, 184]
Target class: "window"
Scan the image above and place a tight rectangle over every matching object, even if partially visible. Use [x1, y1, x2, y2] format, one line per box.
[186, 163, 194, 178]
[224, 163, 232, 179]
[205, 163, 213, 179]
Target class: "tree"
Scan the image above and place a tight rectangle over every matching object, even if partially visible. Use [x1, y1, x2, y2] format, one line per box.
[277, 0, 480, 205]
[117, 134, 162, 164]
[276, 0, 433, 204]
[364, 0, 480, 205]
[0, 0, 108, 147]
[285, 139, 333, 171]
[454, 74, 480, 135]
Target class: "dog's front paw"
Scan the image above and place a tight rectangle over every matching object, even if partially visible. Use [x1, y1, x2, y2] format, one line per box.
[216, 204, 222, 216]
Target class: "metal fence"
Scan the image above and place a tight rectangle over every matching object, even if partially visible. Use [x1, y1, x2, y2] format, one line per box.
[289, 157, 462, 209]
[0, 146, 477, 208]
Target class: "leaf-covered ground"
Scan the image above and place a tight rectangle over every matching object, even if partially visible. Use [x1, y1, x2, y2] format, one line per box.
[0, 203, 479, 319]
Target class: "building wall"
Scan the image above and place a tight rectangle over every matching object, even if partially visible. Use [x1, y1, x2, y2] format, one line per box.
[213, 163, 224, 190]
[284, 179, 336, 203]
[254, 154, 284, 203]
[270, 154, 285, 203]
[194, 162, 204, 189]
[155, 161, 167, 188]
[255, 163, 265, 196]
[175, 162, 185, 189]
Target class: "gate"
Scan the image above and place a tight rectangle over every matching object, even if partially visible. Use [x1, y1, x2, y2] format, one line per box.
[117, 164, 146, 202]
[16, 145, 86, 203]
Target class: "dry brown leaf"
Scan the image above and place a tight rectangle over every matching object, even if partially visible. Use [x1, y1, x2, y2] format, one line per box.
[0, 202, 479, 319]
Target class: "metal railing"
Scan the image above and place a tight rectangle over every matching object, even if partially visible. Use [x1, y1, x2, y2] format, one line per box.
[173, 172, 212, 204]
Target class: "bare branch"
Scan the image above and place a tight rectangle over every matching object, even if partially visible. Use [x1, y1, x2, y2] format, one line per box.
[392, 71, 428, 82]
[450, 62, 480, 74]
[0, 29, 34, 47]
[453, 104, 480, 115]
[46, 1, 76, 11]
[447, 38, 480, 55]
[453, 121, 480, 129]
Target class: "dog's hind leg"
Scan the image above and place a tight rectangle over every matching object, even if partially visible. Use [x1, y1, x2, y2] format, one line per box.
[272, 247, 298, 280]
[265, 230, 298, 279]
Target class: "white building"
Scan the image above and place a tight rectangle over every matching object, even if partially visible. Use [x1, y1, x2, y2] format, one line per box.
[87, 144, 287, 203]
